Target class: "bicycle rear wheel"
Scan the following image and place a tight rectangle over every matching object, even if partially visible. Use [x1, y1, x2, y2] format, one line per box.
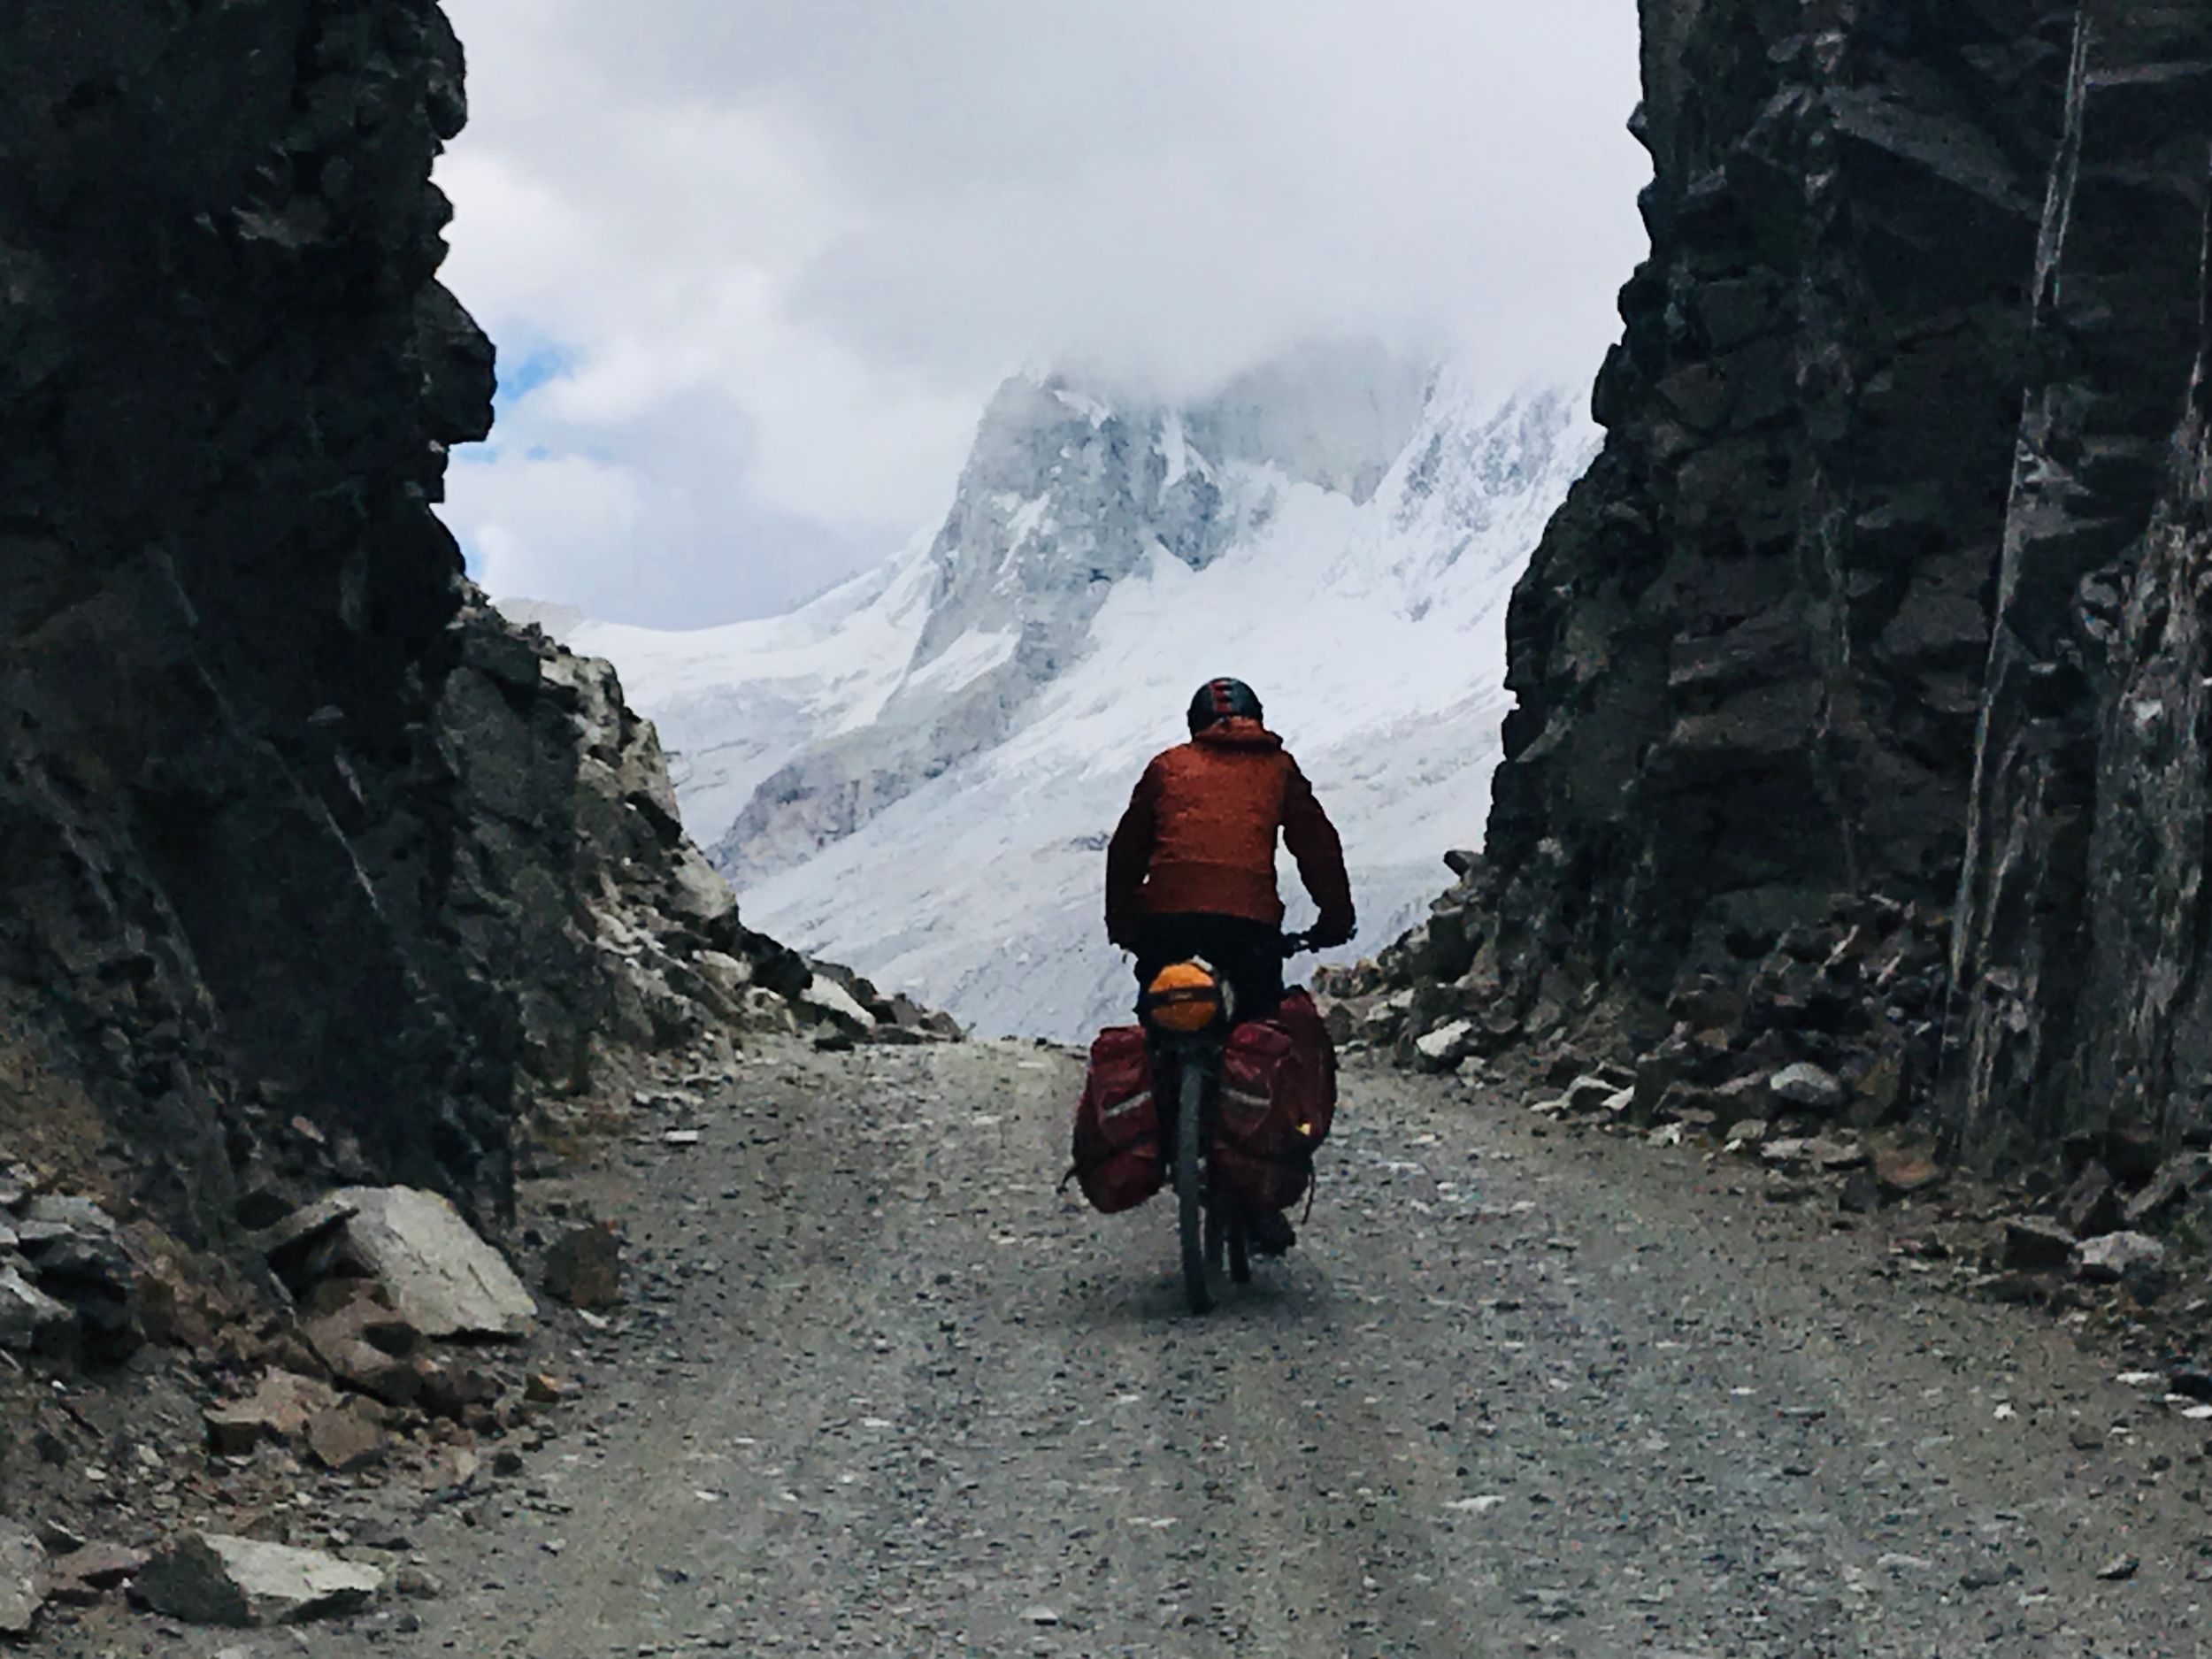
[1177, 1066, 1211, 1315]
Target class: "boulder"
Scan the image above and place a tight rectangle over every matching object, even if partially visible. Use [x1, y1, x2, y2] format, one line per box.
[303, 1400, 388, 1472]
[13, 1195, 137, 1359]
[415, 1358, 499, 1422]
[1768, 1063, 1847, 1114]
[136, 1533, 383, 1626]
[204, 1370, 343, 1455]
[1759, 1137, 1814, 1169]
[2057, 1162, 2125, 1239]
[299, 1282, 425, 1405]
[2124, 1155, 2212, 1229]
[46, 1543, 147, 1606]
[271, 1187, 534, 1340]
[2074, 1232, 2166, 1285]
[1363, 988, 1415, 1039]
[1839, 1168, 1883, 1213]
[797, 975, 876, 1033]
[1871, 1144, 1944, 1196]
[689, 949, 753, 997]
[0, 1264, 70, 1354]
[1808, 1137, 1868, 1171]
[1413, 1020, 1474, 1074]
[1632, 1052, 1683, 1118]
[916, 1009, 965, 1042]
[665, 846, 739, 926]
[1317, 995, 1367, 1046]
[542, 1223, 623, 1310]
[736, 987, 800, 1036]
[1713, 1073, 1770, 1110]
[2001, 1217, 2077, 1271]
[1563, 1075, 1617, 1114]
[0, 1522, 47, 1637]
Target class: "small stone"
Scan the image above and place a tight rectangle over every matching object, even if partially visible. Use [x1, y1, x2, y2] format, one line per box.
[526, 1373, 564, 1404]
[543, 1225, 623, 1310]
[2001, 1217, 2076, 1271]
[1724, 1119, 1770, 1148]
[2068, 1425, 2106, 1451]
[1839, 1169, 1882, 1214]
[394, 1566, 442, 1601]
[1769, 1063, 1846, 1113]
[2096, 1554, 2139, 1582]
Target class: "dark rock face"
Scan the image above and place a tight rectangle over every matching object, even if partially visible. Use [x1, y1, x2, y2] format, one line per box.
[0, 1, 796, 1244]
[1954, 7, 2212, 1159]
[1374, 0, 2212, 1164]
[1489, 0, 2078, 1009]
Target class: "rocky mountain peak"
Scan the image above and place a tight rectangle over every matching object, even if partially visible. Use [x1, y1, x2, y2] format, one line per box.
[698, 343, 1463, 890]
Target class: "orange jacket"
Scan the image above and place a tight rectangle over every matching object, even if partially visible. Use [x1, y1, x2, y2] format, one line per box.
[1104, 719, 1355, 946]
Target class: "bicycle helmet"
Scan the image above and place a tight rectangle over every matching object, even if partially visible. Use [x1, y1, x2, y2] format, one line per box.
[1187, 677, 1263, 734]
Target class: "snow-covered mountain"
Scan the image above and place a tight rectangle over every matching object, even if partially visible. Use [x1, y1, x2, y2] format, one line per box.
[533, 349, 1597, 1039]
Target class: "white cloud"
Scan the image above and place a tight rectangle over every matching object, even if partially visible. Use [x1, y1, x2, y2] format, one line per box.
[434, 0, 1648, 625]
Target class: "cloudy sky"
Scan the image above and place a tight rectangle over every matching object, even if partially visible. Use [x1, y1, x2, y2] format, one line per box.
[435, 2, 1649, 627]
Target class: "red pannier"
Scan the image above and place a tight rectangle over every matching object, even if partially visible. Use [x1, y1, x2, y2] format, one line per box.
[1211, 989, 1338, 1213]
[1070, 1026, 1164, 1214]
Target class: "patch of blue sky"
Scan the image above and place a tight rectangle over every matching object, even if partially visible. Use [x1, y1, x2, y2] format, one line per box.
[495, 339, 574, 415]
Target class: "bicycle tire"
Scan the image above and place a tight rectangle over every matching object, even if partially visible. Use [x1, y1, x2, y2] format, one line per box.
[1177, 1065, 1211, 1315]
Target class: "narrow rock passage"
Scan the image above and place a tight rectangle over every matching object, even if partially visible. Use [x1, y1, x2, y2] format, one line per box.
[264, 1043, 2212, 1657]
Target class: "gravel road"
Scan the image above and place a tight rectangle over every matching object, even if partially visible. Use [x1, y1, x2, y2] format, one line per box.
[146, 1040, 2212, 1655]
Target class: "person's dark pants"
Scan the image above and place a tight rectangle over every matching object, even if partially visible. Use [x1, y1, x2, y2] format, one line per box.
[1133, 912, 1285, 1025]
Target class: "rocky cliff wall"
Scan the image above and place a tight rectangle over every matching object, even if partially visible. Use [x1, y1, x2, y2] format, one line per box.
[0, 0, 807, 1248]
[1487, 0, 2078, 1005]
[1952, 4, 2212, 1159]
[1352, 0, 2212, 1166]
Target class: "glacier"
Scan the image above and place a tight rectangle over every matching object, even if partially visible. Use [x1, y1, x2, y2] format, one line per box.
[537, 356, 1598, 1040]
